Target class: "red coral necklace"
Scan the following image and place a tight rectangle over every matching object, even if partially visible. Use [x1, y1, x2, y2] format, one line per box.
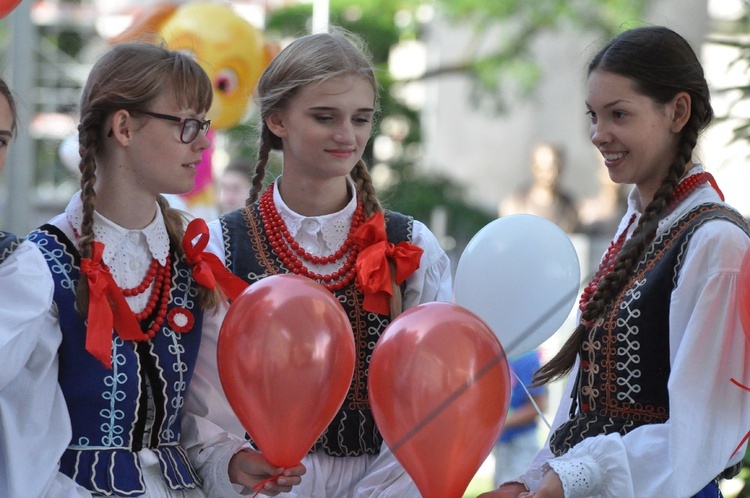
[578, 172, 717, 315]
[258, 184, 365, 291]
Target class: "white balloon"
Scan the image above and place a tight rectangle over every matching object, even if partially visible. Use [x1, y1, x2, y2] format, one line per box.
[453, 215, 580, 358]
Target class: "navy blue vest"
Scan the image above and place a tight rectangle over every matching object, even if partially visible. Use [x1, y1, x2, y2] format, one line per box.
[550, 203, 750, 455]
[220, 204, 414, 456]
[27, 224, 204, 496]
[0, 231, 23, 266]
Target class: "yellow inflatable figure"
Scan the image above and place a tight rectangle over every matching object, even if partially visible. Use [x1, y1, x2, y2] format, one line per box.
[112, 2, 276, 216]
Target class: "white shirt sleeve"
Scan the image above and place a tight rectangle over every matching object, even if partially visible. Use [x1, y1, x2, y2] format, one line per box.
[181, 219, 256, 496]
[0, 240, 91, 497]
[530, 218, 750, 498]
[403, 220, 453, 308]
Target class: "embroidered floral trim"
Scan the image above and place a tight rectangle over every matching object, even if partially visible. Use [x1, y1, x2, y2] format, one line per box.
[548, 460, 593, 498]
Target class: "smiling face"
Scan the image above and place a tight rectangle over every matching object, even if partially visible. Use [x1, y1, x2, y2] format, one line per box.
[586, 69, 686, 206]
[266, 74, 376, 182]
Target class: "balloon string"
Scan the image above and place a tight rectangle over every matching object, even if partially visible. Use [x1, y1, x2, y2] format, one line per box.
[251, 475, 280, 498]
[731, 377, 750, 392]
[513, 369, 550, 430]
[731, 378, 750, 458]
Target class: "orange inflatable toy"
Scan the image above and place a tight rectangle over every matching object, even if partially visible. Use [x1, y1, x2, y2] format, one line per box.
[111, 2, 277, 214]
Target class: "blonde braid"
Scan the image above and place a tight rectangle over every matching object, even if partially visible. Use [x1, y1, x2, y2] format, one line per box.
[248, 125, 275, 205]
[350, 160, 403, 317]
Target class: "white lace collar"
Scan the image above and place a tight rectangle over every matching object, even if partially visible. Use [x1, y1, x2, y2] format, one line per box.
[272, 177, 358, 252]
[64, 191, 171, 265]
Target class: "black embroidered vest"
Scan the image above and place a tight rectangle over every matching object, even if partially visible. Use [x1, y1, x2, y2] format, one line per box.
[550, 203, 750, 455]
[220, 204, 414, 456]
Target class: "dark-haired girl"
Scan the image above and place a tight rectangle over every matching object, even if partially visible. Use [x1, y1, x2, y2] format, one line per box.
[481, 25, 750, 498]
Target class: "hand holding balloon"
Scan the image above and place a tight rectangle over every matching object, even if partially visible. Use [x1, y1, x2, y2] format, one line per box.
[218, 274, 356, 468]
[228, 449, 306, 496]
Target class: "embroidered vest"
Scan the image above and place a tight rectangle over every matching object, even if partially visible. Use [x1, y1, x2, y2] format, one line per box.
[550, 204, 750, 455]
[27, 224, 204, 495]
[0, 231, 23, 266]
[221, 204, 414, 457]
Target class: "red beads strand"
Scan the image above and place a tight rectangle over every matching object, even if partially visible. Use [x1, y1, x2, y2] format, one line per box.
[258, 184, 364, 292]
[121, 258, 160, 297]
[131, 254, 172, 340]
[578, 172, 715, 315]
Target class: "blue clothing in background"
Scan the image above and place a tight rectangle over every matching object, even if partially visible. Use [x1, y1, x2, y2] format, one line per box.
[499, 351, 545, 443]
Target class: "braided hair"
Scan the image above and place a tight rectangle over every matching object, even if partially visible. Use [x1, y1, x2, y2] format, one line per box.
[247, 29, 406, 316]
[534, 26, 713, 385]
[75, 41, 221, 314]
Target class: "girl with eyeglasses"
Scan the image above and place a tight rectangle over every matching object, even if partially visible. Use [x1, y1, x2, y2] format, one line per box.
[24, 42, 304, 497]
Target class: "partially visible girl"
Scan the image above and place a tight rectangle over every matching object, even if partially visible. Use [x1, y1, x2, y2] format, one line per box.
[0, 77, 88, 497]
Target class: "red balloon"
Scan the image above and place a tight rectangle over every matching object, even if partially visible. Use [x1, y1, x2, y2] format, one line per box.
[218, 274, 355, 467]
[739, 248, 750, 343]
[369, 302, 511, 498]
[0, 0, 21, 19]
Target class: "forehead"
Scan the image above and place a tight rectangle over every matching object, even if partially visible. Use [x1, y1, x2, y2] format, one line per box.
[294, 75, 376, 108]
[586, 70, 642, 105]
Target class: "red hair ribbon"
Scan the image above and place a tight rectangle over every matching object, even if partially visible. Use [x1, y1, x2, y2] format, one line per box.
[80, 241, 145, 369]
[183, 218, 248, 301]
[351, 211, 424, 315]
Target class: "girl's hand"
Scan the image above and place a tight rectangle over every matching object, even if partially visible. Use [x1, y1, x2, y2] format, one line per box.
[228, 449, 306, 496]
[518, 469, 564, 498]
[477, 482, 529, 497]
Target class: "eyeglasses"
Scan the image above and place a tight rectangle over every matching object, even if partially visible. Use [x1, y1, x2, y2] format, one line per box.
[142, 111, 211, 144]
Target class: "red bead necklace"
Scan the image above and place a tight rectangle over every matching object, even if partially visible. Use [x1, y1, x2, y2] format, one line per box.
[578, 172, 715, 315]
[258, 184, 364, 291]
[133, 254, 172, 339]
[72, 225, 172, 340]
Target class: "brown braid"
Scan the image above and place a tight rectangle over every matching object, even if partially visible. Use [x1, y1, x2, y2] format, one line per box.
[247, 125, 276, 205]
[73, 41, 222, 316]
[350, 160, 382, 217]
[533, 26, 713, 386]
[74, 113, 102, 315]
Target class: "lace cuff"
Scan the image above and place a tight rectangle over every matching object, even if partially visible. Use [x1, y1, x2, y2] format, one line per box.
[548, 455, 602, 498]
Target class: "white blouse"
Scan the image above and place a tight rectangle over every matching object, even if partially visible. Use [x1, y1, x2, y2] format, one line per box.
[182, 178, 454, 497]
[521, 165, 750, 498]
[0, 239, 90, 497]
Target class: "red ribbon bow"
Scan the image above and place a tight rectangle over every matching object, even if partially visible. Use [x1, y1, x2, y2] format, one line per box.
[80, 241, 145, 369]
[183, 218, 248, 301]
[351, 211, 424, 315]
